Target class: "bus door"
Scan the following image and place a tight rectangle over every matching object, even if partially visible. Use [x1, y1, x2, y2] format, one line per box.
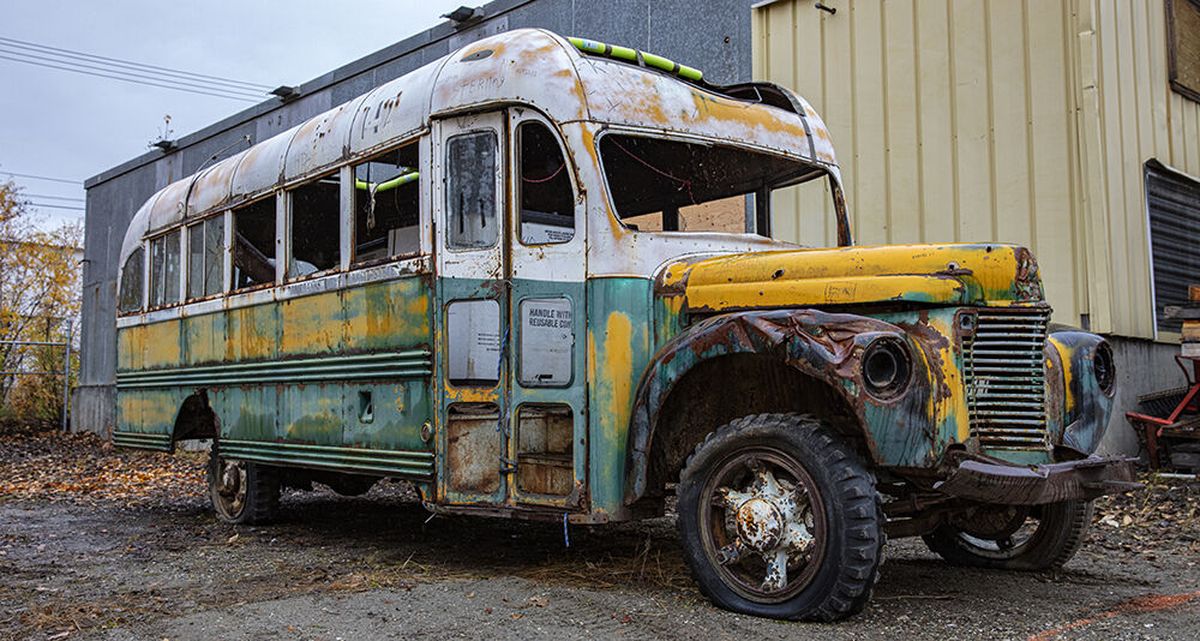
[434, 109, 587, 511]
[505, 110, 587, 510]
[434, 112, 509, 506]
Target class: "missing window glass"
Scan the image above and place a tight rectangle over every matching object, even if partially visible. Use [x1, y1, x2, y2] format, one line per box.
[516, 405, 574, 497]
[354, 142, 420, 263]
[289, 174, 341, 277]
[518, 121, 574, 244]
[232, 197, 276, 290]
[599, 134, 821, 235]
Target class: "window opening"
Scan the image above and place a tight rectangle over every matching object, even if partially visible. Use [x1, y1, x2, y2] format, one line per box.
[599, 134, 823, 235]
[354, 142, 420, 263]
[518, 122, 574, 244]
[516, 405, 574, 496]
[232, 197, 276, 290]
[288, 174, 341, 277]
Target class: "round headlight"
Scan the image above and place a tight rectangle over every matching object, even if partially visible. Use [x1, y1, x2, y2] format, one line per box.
[1094, 341, 1115, 396]
[862, 337, 911, 399]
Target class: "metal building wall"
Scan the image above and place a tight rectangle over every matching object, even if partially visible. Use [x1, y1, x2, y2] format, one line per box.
[79, 0, 760, 433]
[753, 0, 1200, 339]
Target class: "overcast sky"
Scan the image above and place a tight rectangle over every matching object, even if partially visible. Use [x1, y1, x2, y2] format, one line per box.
[0, 0, 464, 230]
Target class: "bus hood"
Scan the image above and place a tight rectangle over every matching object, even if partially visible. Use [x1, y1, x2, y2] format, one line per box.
[657, 243, 1045, 313]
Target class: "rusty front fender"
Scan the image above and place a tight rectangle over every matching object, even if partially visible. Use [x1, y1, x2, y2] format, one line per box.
[623, 308, 941, 506]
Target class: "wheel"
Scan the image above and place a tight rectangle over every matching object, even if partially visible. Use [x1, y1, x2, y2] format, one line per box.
[676, 413, 885, 621]
[207, 448, 281, 524]
[325, 474, 378, 497]
[922, 500, 1093, 570]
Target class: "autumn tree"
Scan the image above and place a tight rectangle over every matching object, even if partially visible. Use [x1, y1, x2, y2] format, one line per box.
[0, 179, 82, 424]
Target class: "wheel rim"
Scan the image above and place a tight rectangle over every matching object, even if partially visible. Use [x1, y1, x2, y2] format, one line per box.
[213, 457, 248, 519]
[697, 446, 827, 603]
[952, 505, 1041, 559]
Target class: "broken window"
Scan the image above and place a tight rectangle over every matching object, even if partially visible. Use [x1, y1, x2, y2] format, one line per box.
[288, 174, 341, 277]
[516, 405, 574, 497]
[187, 215, 225, 299]
[517, 121, 574, 244]
[599, 134, 822, 235]
[232, 197, 276, 290]
[446, 131, 498, 249]
[353, 141, 420, 263]
[149, 229, 181, 307]
[118, 246, 144, 314]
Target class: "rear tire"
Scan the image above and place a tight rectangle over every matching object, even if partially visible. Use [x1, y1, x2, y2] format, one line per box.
[676, 413, 885, 621]
[922, 500, 1093, 570]
[207, 449, 280, 525]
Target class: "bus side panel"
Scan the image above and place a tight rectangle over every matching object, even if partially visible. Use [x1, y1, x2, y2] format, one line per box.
[586, 277, 654, 519]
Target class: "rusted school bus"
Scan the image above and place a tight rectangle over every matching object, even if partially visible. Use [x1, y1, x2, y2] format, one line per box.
[113, 29, 1136, 621]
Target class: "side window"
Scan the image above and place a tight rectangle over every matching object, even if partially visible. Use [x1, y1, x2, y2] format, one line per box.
[232, 197, 276, 290]
[149, 229, 181, 307]
[187, 216, 225, 299]
[288, 174, 341, 278]
[518, 122, 574, 244]
[446, 131, 498, 249]
[118, 246, 144, 314]
[354, 142, 420, 263]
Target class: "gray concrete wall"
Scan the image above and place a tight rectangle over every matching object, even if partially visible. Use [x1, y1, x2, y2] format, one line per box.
[79, 0, 760, 434]
[1098, 337, 1189, 457]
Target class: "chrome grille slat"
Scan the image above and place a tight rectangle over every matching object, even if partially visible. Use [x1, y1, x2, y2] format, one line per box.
[964, 308, 1050, 449]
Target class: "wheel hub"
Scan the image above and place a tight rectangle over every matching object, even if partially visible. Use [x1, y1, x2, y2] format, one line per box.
[736, 498, 783, 552]
[714, 459, 818, 594]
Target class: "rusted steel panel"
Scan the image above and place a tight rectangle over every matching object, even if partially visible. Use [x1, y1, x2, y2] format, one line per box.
[282, 98, 367, 181]
[446, 405, 502, 495]
[185, 151, 245, 218]
[229, 124, 300, 202]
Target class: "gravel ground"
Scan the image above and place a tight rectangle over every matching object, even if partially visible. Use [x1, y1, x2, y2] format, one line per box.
[1, 426, 1198, 641]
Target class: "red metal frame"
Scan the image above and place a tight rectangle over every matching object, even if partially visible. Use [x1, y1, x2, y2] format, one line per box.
[1126, 357, 1200, 470]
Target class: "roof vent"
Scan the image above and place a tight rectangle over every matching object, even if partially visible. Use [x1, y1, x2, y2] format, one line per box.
[443, 6, 482, 28]
[270, 85, 300, 102]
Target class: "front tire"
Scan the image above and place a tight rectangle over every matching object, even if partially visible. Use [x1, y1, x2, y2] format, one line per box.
[207, 449, 281, 525]
[922, 500, 1093, 570]
[676, 413, 885, 621]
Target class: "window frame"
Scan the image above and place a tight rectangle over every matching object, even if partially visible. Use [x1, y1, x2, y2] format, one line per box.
[185, 212, 229, 302]
[594, 127, 831, 237]
[514, 119, 578, 247]
[350, 138, 424, 268]
[444, 129, 502, 252]
[117, 245, 146, 315]
[285, 170, 344, 282]
[147, 226, 183, 310]
[229, 193, 281, 294]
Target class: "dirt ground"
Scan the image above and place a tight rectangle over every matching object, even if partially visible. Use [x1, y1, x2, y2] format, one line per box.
[1, 425, 1198, 641]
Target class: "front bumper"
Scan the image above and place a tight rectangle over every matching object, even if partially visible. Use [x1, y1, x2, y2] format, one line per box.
[935, 456, 1140, 505]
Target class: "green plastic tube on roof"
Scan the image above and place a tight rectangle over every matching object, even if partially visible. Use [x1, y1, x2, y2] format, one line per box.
[568, 37, 703, 83]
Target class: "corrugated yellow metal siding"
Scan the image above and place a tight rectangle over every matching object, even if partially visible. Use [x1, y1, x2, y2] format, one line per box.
[754, 0, 1200, 339]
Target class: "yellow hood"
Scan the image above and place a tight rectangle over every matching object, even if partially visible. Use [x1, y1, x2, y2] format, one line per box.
[659, 243, 1044, 312]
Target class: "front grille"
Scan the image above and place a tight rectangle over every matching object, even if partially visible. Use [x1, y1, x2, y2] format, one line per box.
[963, 308, 1050, 449]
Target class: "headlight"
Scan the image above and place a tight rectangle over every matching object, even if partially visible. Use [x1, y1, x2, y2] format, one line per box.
[1094, 341, 1115, 396]
[861, 337, 911, 400]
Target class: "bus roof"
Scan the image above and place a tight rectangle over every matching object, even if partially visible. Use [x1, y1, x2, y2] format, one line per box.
[119, 28, 838, 265]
